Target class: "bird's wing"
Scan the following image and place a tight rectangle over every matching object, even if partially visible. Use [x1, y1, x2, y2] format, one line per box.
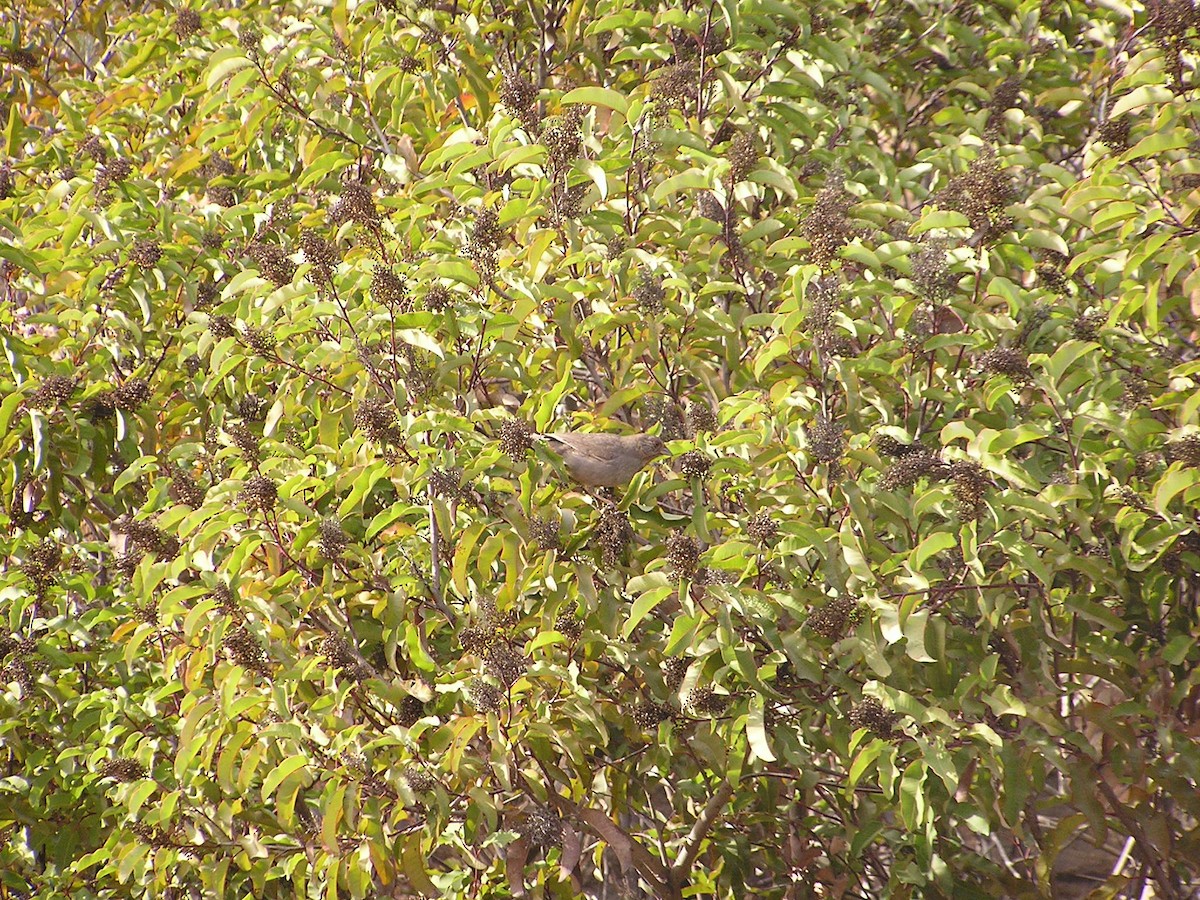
[545, 433, 623, 463]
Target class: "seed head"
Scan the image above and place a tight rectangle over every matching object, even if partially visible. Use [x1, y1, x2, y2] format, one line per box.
[113, 378, 150, 410]
[100, 758, 148, 782]
[632, 702, 673, 728]
[300, 230, 339, 282]
[808, 596, 861, 640]
[238, 474, 277, 511]
[847, 698, 896, 736]
[554, 612, 582, 640]
[684, 686, 729, 716]
[633, 274, 665, 314]
[499, 419, 533, 457]
[979, 347, 1031, 382]
[354, 398, 397, 442]
[666, 531, 701, 579]
[727, 132, 760, 183]
[677, 449, 712, 480]
[130, 239, 162, 268]
[468, 680, 503, 713]
[247, 242, 296, 286]
[746, 512, 779, 545]
[370, 267, 408, 309]
[806, 416, 844, 463]
[593, 503, 632, 566]
[28, 375, 76, 409]
[685, 399, 718, 436]
[223, 625, 271, 676]
[174, 8, 201, 38]
[662, 657, 688, 691]
[318, 515, 347, 558]
[880, 452, 950, 491]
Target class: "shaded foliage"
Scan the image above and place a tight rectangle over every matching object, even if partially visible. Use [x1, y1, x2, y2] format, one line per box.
[3, 0, 1200, 898]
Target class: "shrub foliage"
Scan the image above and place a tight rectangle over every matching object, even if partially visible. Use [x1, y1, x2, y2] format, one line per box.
[2, 0, 1200, 897]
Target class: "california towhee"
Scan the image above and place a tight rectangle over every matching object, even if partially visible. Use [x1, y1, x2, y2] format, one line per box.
[541, 432, 668, 488]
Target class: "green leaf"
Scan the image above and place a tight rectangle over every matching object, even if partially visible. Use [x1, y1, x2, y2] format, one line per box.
[561, 86, 630, 116]
[261, 756, 309, 802]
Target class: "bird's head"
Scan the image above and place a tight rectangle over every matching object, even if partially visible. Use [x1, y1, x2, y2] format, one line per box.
[636, 433, 670, 463]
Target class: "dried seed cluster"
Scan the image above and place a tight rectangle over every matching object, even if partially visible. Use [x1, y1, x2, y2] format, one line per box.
[224, 626, 272, 676]
[28, 375, 76, 409]
[847, 698, 897, 736]
[300, 230, 339, 282]
[593, 504, 632, 566]
[499, 419, 533, 457]
[685, 686, 730, 716]
[100, 758, 148, 782]
[521, 807, 563, 846]
[746, 511, 779, 545]
[318, 515, 346, 558]
[499, 73, 540, 128]
[950, 460, 990, 520]
[554, 612, 582, 640]
[666, 531, 701, 579]
[880, 451, 950, 491]
[632, 702, 673, 728]
[483, 645, 528, 686]
[248, 242, 296, 287]
[238, 475, 277, 511]
[801, 181, 857, 268]
[171, 468, 206, 508]
[468, 679, 503, 713]
[911, 240, 955, 301]
[727, 132, 759, 183]
[529, 515, 562, 552]
[370, 267, 408, 308]
[466, 207, 504, 281]
[1166, 434, 1200, 467]
[130, 239, 162, 268]
[174, 8, 202, 39]
[806, 416, 845, 463]
[355, 398, 398, 442]
[935, 147, 1015, 242]
[685, 399, 718, 436]
[320, 634, 370, 680]
[662, 657, 688, 691]
[808, 596, 862, 640]
[980, 347, 1032, 382]
[677, 450, 711, 480]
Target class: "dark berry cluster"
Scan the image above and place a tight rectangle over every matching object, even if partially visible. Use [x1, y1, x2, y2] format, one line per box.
[223, 626, 272, 676]
[979, 347, 1031, 382]
[28, 375, 76, 409]
[880, 451, 950, 491]
[806, 416, 844, 463]
[130, 239, 162, 268]
[100, 758, 148, 782]
[593, 503, 632, 566]
[745, 511, 779, 546]
[801, 182, 857, 269]
[499, 419, 533, 457]
[632, 702, 673, 728]
[808, 596, 861, 640]
[370, 267, 408, 309]
[677, 450, 711, 480]
[318, 515, 346, 558]
[727, 132, 759, 183]
[300, 230, 339, 283]
[666, 531, 701, 578]
[174, 8, 202, 38]
[354, 398, 398, 442]
[248, 242, 296, 287]
[238, 474, 277, 511]
[529, 515, 562, 552]
[847, 698, 897, 736]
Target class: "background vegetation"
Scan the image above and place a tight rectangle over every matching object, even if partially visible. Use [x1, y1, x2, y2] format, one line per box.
[3, 0, 1200, 897]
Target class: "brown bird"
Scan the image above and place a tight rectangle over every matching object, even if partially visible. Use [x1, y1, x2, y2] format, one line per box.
[540, 432, 669, 488]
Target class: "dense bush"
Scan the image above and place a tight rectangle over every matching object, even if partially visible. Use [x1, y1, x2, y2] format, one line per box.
[3, 0, 1200, 897]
